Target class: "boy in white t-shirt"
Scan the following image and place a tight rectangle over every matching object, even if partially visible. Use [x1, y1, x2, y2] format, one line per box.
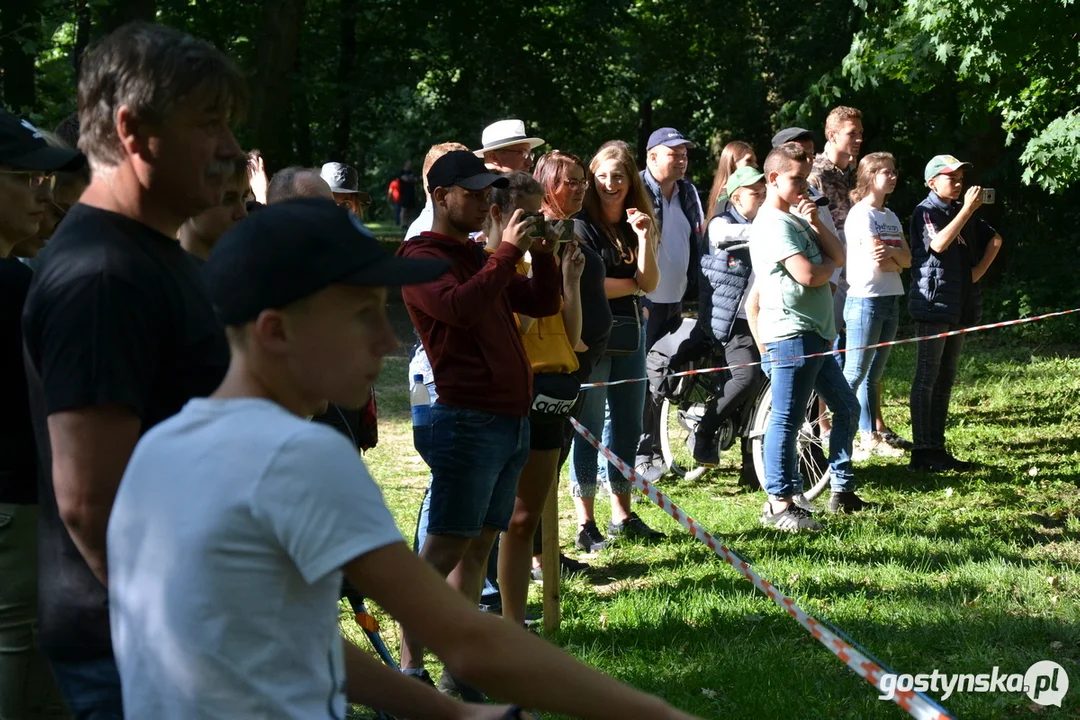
[107, 198, 699, 720]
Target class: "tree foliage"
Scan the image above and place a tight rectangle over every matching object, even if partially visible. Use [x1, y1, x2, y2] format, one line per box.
[843, 0, 1080, 193]
[1, 0, 1078, 332]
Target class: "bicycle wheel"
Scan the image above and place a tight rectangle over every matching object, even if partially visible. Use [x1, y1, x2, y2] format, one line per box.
[659, 370, 722, 478]
[747, 382, 831, 501]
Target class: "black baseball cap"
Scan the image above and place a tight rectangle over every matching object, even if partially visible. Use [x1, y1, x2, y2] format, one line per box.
[426, 150, 509, 194]
[771, 127, 815, 147]
[0, 109, 85, 171]
[205, 198, 448, 326]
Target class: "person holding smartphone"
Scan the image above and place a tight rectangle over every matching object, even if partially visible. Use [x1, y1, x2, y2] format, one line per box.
[908, 155, 1002, 472]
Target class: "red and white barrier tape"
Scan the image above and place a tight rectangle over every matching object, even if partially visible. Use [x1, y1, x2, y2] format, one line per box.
[569, 416, 953, 720]
[580, 306, 1080, 389]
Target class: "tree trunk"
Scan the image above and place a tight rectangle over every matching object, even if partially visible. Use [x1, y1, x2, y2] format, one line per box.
[333, 1, 359, 160]
[0, 2, 38, 111]
[636, 95, 653, 169]
[74, 0, 92, 80]
[249, 0, 308, 172]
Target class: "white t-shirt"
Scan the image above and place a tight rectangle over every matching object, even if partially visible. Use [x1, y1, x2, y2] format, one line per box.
[843, 201, 906, 298]
[108, 398, 403, 719]
[646, 184, 692, 304]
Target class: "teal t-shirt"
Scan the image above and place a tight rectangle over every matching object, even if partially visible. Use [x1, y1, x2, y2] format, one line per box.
[748, 205, 836, 343]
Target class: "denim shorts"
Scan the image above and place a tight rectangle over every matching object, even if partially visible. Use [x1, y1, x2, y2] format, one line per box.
[414, 404, 530, 537]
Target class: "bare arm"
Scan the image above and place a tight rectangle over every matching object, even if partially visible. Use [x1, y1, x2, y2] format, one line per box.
[972, 233, 1003, 283]
[808, 214, 845, 268]
[746, 285, 764, 353]
[604, 276, 641, 299]
[781, 253, 837, 288]
[344, 642, 517, 720]
[346, 544, 697, 720]
[929, 187, 983, 254]
[47, 406, 141, 586]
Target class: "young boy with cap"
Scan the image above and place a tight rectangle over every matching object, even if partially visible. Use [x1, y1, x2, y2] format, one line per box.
[395, 150, 562, 691]
[748, 143, 863, 530]
[106, 198, 699, 720]
[908, 155, 1002, 472]
[691, 166, 768, 471]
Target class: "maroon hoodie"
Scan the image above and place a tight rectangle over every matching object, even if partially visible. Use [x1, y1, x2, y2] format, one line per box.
[397, 232, 561, 417]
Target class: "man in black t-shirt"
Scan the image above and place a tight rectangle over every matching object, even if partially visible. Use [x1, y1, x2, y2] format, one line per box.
[21, 22, 245, 716]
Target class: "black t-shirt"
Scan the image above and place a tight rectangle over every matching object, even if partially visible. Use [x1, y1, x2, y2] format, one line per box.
[567, 239, 611, 381]
[0, 257, 37, 504]
[22, 204, 229, 662]
[397, 169, 418, 208]
[574, 209, 640, 319]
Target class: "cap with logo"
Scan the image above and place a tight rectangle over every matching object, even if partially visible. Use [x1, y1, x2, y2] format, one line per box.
[771, 127, 814, 148]
[924, 155, 973, 182]
[725, 166, 766, 196]
[646, 127, 696, 150]
[205, 198, 448, 326]
[320, 162, 359, 194]
[0, 110, 85, 171]
[473, 119, 545, 157]
[427, 150, 510, 194]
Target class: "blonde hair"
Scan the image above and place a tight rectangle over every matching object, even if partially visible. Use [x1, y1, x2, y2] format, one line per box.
[422, 142, 469, 198]
[706, 140, 756, 216]
[580, 140, 658, 254]
[825, 106, 863, 141]
[850, 152, 895, 204]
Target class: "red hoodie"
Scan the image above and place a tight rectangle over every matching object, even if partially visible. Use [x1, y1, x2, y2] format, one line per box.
[397, 232, 561, 417]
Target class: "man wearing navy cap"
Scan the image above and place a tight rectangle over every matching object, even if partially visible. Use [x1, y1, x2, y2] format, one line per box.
[396, 150, 562, 691]
[636, 127, 705, 481]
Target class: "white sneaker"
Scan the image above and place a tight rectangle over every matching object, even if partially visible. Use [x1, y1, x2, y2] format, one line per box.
[766, 492, 818, 514]
[870, 432, 905, 458]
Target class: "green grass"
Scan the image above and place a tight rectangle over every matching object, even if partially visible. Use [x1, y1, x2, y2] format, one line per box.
[344, 324, 1080, 719]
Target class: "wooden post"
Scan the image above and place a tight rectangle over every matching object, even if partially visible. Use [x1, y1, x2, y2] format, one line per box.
[541, 486, 560, 633]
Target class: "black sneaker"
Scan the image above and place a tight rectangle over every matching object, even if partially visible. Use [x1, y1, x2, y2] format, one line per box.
[689, 430, 719, 466]
[575, 521, 609, 552]
[608, 512, 666, 541]
[937, 451, 977, 471]
[908, 449, 944, 473]
[401, 667, 435, 687]
[828, 491, 875, 514]
[531, 554, 589, 581]
[760, 503, 822, 532]
[879, 429, 913, 451]
[438, 669, 485, 703]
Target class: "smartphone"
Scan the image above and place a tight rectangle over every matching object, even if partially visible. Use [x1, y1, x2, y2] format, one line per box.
[549, 218, 575, 243]
[522, 212, 546, 239]
[981, 188, 996, 205]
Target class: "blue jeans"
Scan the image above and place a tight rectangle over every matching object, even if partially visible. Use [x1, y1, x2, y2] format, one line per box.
[843, 295, 901, 433]
[413, 404, 530, 536]
[410, 378, 499, 604]
[763, 333, 859, 496]
[569, 327, 647, 498]
[50, 657, 122, 720]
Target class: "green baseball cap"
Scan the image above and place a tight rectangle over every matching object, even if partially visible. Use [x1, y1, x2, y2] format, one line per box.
[725, 166, 766, 196]
[924, 154, 973, 182]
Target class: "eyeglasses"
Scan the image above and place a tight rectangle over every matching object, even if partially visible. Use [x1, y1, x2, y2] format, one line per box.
[495, 148, 533, 160]
[560, 179, 590, 190]
[876, 169, 898, 178]
[0, 170, 56, 190]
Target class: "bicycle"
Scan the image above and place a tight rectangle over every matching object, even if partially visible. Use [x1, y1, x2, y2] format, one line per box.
[655, 322, 832, 501]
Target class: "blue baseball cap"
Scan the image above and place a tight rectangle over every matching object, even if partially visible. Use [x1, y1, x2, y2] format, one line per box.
[646, 127, 695, 150]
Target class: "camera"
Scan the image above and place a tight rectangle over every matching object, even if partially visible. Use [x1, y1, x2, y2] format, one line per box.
[981, 188, 996, 205]
[550, 218, 575, 243]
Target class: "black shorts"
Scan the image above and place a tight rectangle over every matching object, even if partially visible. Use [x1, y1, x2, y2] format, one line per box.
[529, 372, 579, 451]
